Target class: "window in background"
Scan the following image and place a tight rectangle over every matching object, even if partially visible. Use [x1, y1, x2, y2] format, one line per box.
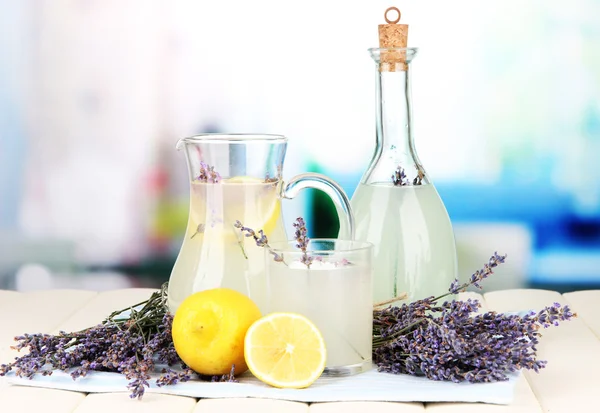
[0, 0, 599, 291]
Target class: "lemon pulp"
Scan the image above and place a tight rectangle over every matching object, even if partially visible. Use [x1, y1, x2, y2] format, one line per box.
[244, 312, 327, 389]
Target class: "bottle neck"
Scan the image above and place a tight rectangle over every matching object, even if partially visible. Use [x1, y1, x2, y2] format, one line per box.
[363, 59, 428, 186]
[376, 68, 416, 161]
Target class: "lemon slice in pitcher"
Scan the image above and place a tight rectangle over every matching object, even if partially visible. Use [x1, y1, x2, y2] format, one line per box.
[226, 176, 265, 184]
[226, 176, 281, 236]
[244, 313, 327, 389]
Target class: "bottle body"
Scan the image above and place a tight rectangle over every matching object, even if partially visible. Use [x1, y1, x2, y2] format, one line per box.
[351, 182, 456, 302]
[351, 47, 457, 302]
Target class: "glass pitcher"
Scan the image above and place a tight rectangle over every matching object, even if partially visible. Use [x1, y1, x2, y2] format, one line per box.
[167, 134, 354, 313]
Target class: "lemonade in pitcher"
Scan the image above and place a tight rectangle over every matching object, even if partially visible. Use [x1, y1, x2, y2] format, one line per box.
[168, 177, 286, 313]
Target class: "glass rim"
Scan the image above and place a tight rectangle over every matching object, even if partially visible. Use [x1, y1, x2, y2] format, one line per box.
[368, 47, 419, 53]
[368, 47, 419, 63]
[179, 133, 288, 144]
[268, 239, 373, 253]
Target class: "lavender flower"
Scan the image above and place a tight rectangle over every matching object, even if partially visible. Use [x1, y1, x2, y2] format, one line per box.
[156, 367, 194, 387]
[207, 364, 238, 383]
[190, 223, 205, 239]
[392, 166, 409, 186]
[448, 252, 506, 294]
[266, 165, 283, 183]
[293, 217, 313, 268]
[335, 258, 350, 267]
[264, 173, 279, 185]
[234, 220, 283, 262]
[196, 161, 221, 183]
[372, 253, 577, 383]
[392, 165, 425, 186]
[413, 168, 425, 185]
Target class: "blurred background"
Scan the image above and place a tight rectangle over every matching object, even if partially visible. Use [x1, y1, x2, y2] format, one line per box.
[1, 0, 599, 293]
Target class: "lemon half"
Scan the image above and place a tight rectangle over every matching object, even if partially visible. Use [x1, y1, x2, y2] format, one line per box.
[244, 312, 327, 389]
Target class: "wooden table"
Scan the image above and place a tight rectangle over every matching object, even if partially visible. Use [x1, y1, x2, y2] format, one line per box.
[1, 288, 599, 413]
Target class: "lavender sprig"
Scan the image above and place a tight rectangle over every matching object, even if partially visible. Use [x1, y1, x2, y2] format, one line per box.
[372, 253, 577, 383]
[234, 220, 283, 262]
[264, 173, 279, 185]
[156, 367, 194, 387]
[204, 364, 238, 383]
[0, 283, 231, 399]
[196, 161, 221, 183]
[190, 223, 205, 239]
[0, 285, 175, 399]
[447, 251, 506, 296]
[293, 217, 313, 268]
[413, 167, 424, 185]
[392, 166, 409, 186]
[392, 165, 424, 186]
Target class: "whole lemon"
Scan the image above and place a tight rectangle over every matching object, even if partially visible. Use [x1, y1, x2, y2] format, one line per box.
[171, 288, 261, 376]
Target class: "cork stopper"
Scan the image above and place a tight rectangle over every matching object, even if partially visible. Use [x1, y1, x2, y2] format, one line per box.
[378, 7, 409, 72]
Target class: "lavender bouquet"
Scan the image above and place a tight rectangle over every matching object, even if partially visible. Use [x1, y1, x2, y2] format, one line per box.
[373, 253, 576, 383]
[0, 284, 235, 399]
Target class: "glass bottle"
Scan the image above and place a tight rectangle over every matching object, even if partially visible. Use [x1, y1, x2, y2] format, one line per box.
[350, 47, 458, 303]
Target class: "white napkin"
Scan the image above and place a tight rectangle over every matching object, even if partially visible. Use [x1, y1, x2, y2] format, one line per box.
[3, 367, 520, 404]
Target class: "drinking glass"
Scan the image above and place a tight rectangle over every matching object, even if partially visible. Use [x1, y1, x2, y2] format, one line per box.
[266, 239, 373, 376]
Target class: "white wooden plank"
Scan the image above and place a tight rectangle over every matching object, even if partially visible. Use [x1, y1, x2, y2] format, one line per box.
[0, 290, 96, 396]
[484, 289, 600, 413]
[0, 289, 24, 371]
[0, 290, 98, 362]
[72, 393, 196, 413]
[196, 398, 309, 413]
[52, 288, 158, 333]
[0, 290, 22, 309]
[562, 290, 600, 339]
[310, 402, 424, 413]
[0, 386, 85, 413]
[425, 376, 542, 413]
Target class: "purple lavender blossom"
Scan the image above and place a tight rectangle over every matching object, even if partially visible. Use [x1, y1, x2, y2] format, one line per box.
[190, 223, 205, 239]
[413, 168, 425, 185]
[373, 253, 576, 383]
[196, 161, 221, 183]
[448, 252, 507, 294]
[234, 220, 283, 262]
[207, 364, 238, 383]
[293, 217, 313, 268]
[392, 166, 409, 186]
[264, 173, 279, 185]
[335, 258, 350, 267]
[156, 367, 194, 387]
[392, 165, 425, 186]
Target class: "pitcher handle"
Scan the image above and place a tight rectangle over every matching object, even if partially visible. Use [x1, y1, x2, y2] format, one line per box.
[282, 173, 355, 240]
